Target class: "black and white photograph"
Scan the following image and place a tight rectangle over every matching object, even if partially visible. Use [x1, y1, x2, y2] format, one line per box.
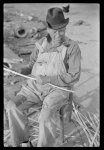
[3, 3, 99, 147]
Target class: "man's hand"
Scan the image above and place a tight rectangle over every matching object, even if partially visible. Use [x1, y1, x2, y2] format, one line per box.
[34, 76, 43, 84]
[28, 74, 42, 84]
[28, 75, 50, 85]
[39, 75, 50, 85]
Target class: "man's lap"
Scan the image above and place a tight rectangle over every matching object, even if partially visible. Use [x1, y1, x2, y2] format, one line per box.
[7, 85, 70, 117]
[43, 89, 69, 110]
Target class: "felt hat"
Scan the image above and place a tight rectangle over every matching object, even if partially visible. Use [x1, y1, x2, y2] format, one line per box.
[46, 7, 69, 30]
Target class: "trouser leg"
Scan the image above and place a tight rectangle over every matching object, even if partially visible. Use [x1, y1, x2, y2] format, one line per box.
[37, 89, 69, 147]
[5, 89, 42, 146]
[37, 108, 58, 147]
[6, 100, 29, 146]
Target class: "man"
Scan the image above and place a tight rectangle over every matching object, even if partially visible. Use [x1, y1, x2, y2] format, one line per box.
[5, 7, 81, 147]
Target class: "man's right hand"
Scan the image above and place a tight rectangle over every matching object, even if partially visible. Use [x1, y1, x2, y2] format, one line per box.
[35, 76, 43, 84]
[29, 75, 42, 84]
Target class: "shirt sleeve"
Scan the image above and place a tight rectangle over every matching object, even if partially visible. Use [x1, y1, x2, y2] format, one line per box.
[28, 47, 39, 69]
[59, 41, 81, 85]
[21, 38, 45, 75]
[45, 41, 81, 86]
[29, 38, 45, 68]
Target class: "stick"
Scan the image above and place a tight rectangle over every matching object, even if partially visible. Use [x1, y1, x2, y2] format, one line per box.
[72, 102, 92, 145]
[48, 83, 75, 93]
[3, 67, 75, 93]
[89, 125, 99, 147]
[4, 67, 36, 80]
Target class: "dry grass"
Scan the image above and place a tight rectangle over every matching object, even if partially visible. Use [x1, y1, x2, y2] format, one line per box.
[24, 101, 99, 147]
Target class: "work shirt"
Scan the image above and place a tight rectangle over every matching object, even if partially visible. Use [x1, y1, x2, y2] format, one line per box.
[21, 36, 81, 98]
[29, 36, 81, 86]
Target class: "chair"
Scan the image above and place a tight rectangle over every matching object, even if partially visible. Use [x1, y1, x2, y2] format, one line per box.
[59, 92, 73, 143]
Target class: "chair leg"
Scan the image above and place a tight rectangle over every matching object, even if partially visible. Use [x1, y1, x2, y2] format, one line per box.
[59, 95, 73, 144]
[59, 107, 65, 143]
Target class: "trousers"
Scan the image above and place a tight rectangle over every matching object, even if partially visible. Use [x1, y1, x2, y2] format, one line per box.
[5, 84, 71, 147]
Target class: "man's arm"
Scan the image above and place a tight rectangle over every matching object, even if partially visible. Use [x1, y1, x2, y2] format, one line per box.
[21, 48, 39, 75]
[40, 41, 81, 86]
[21, 38, 45, 75]
[59, 42, 81, 85]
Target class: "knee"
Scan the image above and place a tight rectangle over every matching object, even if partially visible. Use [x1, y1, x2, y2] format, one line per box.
[13, 94, 27, 107]
[38, 107, 51, 123]
[6, 100, 16, 111]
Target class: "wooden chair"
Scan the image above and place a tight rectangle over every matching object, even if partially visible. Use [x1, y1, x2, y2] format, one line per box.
[59, 92, 73, 143]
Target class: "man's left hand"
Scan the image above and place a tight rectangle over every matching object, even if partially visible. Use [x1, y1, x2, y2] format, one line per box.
[40, 75, 50, 85]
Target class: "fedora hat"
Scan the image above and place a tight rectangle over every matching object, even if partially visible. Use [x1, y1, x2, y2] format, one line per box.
[46, 7, 69, 30]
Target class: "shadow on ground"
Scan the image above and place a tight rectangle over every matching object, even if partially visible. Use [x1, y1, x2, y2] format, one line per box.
[74, 87, 99, 114]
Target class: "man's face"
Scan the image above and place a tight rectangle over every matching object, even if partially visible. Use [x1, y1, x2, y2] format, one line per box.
[47, 27, 66, 42]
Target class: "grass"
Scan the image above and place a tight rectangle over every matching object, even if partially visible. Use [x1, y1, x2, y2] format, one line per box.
[25, 101, 99, 147]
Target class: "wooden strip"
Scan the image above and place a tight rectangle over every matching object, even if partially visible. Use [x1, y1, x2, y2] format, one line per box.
[4, 67, 75, 93]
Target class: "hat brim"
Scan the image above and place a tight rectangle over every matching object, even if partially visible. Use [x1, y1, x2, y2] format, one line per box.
[50, 18, 69, 30]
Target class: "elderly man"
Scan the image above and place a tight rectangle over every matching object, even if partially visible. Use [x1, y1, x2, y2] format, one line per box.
[5, 7, 81, 147]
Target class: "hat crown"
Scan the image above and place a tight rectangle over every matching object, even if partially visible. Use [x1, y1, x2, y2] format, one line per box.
[46, 7, 66, 27]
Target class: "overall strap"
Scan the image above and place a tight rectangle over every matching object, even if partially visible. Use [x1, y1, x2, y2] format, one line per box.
[35, 37, 47, 52]
[35, 42, 44, 53]
[61, 45, 67, 60]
